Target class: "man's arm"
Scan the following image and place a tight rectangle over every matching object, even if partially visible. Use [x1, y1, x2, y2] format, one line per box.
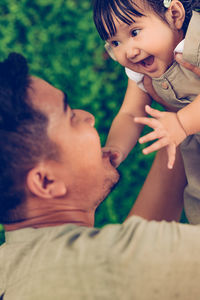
[127, 146, 186, 222]
[175, 53, 200, 77]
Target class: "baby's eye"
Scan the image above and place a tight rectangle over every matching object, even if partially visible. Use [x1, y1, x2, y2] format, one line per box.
[111, 40, 120, 47]
[131, 29, 140, 37]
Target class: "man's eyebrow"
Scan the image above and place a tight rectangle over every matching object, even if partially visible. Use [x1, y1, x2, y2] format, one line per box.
[63, 92, 68, 112]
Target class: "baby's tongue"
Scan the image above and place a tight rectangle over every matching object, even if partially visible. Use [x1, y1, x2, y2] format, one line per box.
[143, 56, 154, 66]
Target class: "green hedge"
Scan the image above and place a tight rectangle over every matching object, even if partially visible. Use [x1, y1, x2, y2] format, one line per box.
[0, 0, 188, 245]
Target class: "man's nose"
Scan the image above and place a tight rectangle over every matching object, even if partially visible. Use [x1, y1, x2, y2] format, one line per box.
[85, 112, 95, 127]
[76, 109, 95, 126]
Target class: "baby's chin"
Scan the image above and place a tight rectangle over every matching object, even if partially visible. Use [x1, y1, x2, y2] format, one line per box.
[143, 64, 171, 79]
[127, 56, 173, 78]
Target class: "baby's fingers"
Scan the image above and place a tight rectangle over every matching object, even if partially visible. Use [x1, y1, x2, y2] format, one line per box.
[134, 116, 160, 129]
[167, 144, 176, 169]
[144, 105, 163, 119]
[139, 130, 164, 144]
[142, 137, 169, 155]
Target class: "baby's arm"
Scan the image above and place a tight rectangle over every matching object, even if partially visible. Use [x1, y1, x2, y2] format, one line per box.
[135, 57, 200, 169]
[104, 79, 151, 167]
[135, 93, 200, 169]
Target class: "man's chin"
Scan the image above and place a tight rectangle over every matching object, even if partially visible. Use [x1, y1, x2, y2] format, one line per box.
[105, 167, 120, 194]
[113, 167, 120, 184]
[102, 150, 120, 188]
[106, 169, 120, 195]
[95, 171, 120, 209]
[106, 160, 120, 184]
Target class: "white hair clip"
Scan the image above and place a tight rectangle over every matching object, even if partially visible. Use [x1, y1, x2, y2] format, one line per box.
[163, 0, 172, 8]
[104, 42, 117, 61]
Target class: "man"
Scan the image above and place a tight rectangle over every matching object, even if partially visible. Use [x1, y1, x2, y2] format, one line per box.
[0, 53, 200, 300]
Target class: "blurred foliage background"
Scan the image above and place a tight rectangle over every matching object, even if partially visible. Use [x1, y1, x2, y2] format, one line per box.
[0, 0, 190, 245]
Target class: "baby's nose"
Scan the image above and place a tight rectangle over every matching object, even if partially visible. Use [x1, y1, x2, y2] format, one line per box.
[126, 46, 140, 60]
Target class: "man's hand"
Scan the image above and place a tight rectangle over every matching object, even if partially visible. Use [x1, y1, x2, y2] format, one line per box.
[175, 53, 200, 77]
[134, 105, 187, 169]
[102, 146, 123, 168]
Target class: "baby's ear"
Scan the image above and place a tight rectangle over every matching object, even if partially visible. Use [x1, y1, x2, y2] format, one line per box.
[105, 42, 117, 61]
[166, 0, 185, 30]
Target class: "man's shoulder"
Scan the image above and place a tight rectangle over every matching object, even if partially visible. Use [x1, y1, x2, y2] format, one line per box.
[0, 243, 6, 299]
[3, 216, 156, 269]
[3, 219, 200, 299]
[5, 216, 200, 254]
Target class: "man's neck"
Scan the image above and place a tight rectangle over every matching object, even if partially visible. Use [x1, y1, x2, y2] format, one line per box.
[4, 210, 95, 231]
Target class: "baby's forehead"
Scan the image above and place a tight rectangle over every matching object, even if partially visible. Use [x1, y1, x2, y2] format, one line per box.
[105, 19, 132, 39]
[94, 0, 148, 40]
[103, 13, 135, 37]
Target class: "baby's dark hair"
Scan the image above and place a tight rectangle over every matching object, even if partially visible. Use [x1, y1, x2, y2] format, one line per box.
[0, 53, 59, 224]
[93, 0, 199, 40]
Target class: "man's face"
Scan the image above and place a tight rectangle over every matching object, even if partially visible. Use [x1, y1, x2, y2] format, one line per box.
[29, 77, 119, 211]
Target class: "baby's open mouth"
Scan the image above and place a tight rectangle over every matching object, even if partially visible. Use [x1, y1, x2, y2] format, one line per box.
[140, 55, 155, 68]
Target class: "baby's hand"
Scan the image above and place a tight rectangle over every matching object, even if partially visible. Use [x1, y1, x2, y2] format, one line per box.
[134, 105, 187, 169]
[102, 146, 123, 168]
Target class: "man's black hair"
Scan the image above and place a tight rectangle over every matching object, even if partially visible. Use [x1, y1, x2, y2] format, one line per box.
[0, 53, 58, 224]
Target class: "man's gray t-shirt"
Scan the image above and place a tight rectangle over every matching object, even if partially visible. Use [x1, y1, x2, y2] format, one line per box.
[1, 216, 200, 299]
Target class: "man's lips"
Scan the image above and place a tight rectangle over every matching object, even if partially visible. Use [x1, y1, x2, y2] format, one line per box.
[102, 151, 112, 163]
[102, 151, 116, 167]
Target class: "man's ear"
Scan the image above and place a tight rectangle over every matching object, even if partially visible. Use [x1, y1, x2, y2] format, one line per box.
[165, 0, 185, 30]
[26, 164, 67, 198]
